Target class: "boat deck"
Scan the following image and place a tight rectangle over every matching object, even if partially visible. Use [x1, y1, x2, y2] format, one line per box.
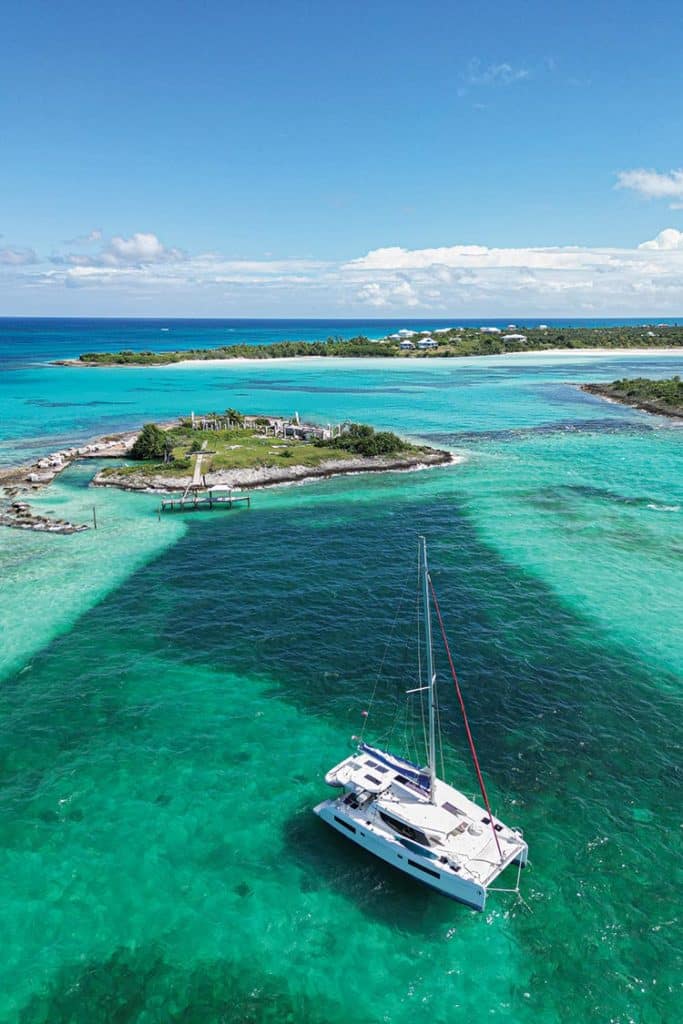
[324, 748, 527, 889]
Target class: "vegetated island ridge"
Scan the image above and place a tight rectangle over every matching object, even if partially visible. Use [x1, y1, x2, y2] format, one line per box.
[62, 324, 683, 365]
[581, 376, 683, 418]
[93, 411, 453, 493]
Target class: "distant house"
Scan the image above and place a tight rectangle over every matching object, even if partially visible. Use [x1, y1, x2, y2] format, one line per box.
[398, 329, 416, 337]
[389, 333, 402, 340]
[539, 324, 549, 331]
[507, 323, 518, 329]
[434, 328, 451, 334]
[480, 326, 502, 334]
[502, 333, 527, 343]
[417, 338, 438, 349]
[399, 340, 415, 350]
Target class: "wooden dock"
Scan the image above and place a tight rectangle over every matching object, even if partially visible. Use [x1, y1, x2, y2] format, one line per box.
[160, 488, 251, 513]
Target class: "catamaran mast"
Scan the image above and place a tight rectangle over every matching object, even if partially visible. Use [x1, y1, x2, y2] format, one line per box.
[420, 536, 437, 803]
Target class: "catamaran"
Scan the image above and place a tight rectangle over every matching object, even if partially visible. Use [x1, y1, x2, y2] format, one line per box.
[314, 537, 528, 912]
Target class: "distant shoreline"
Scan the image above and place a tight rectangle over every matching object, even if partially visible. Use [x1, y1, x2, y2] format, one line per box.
[55, 346, 683, 369]
[49, 323, 683, 367]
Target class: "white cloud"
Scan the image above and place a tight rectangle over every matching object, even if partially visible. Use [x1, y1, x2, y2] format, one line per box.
[616, 168, 683, 206]
[53, 231, 184, 268]
[357, 280, 421, 308]
[638, 228, 683, 251]
[7, 225, 683, 316]
[64, 228, 103, 245]
[344, 244, 617, 272]
[340, 235, 683, 314]
[464, 59, 530, 86]
[104, 232, 182, 265]
[0, 246, 38, 265]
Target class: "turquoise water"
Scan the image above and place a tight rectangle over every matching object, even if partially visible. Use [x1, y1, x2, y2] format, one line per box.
[0, 333, 681, 1022]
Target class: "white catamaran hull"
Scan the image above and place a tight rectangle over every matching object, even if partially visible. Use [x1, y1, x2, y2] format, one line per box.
[315, 800, 489, 911]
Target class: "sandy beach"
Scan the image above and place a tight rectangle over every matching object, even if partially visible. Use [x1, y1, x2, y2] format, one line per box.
[157, 347, 683, 369]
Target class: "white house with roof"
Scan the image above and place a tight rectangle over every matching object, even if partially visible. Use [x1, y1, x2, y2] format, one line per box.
[399, 339, 415, 350]
[417, 337, 438, 349]
[480, 326, 501, 334]
[502, 333, 527, 343]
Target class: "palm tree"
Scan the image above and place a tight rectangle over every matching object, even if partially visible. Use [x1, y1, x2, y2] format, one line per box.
[225, 408, 245, 428]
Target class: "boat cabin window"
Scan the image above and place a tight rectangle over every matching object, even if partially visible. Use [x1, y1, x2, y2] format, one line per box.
[379, 811, 430, 847]
[334, 815, 356, 834]
[408, 859, 440, 880]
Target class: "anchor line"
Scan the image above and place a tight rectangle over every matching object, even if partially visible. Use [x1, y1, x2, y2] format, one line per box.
[428, 576, 504, 862]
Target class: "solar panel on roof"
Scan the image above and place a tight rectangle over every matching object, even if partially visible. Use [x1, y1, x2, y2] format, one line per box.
[441, 801, 462, 816]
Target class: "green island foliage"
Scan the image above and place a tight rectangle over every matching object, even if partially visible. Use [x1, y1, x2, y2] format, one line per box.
[77, 325, 683, 366]
[585, 375, 683, 416]
[314, 422, 406, 457]
[101, 414, 419, 480]
[129, 423, 171, 460]
[79, 336, 386, 364]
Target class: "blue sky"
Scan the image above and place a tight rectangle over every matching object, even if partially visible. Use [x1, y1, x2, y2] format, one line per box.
[2, 0, 683, 315]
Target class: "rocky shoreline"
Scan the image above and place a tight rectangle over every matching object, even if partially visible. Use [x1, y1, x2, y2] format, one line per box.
[93, 448, 455, 493]
[0, 432, 139, 535]
[580, 383, 683, 419]
[0, 432, 139, 493]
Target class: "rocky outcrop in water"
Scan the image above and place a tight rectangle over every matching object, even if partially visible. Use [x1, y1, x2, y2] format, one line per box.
[0, 501, 89, 535]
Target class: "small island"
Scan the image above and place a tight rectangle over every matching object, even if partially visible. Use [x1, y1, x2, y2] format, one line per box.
[61, 324, 683, 366]
[581, 376, 683, 418]
[93, 411, 453, 493]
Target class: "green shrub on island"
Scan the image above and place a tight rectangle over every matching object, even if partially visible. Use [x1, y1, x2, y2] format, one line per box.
[129, 423, 169, 460]
[585, 375, 683, 416]
[316, 423, 407, 457]
[609, 375, 682, 408]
